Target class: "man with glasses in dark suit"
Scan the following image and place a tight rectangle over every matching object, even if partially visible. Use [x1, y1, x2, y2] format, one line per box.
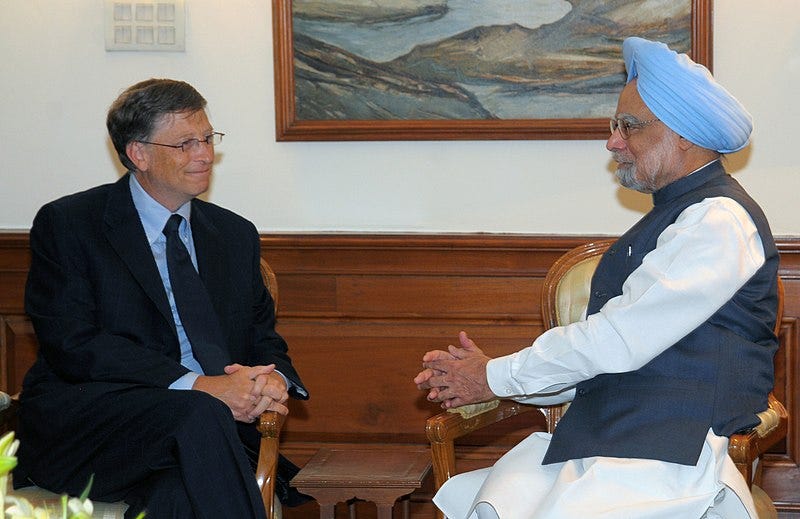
[17, 79, 308, 518]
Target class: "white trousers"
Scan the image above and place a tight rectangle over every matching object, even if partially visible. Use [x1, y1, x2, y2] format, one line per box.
[434, 431, 756, 519]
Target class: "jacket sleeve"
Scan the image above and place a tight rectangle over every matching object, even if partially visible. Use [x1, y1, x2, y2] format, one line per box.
[25, 201, 191, 387]
[241, 226, 308, 399]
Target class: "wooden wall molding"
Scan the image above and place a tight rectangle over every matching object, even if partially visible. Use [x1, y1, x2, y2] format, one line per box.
[2, 231, 800, 514]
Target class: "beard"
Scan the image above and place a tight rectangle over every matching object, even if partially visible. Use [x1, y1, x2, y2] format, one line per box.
[613, 157, 653, 193]
[615, 163, 641, 191]
[612, 151, 666, 194]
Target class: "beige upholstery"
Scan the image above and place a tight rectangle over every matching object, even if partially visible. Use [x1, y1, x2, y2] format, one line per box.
[553, 255, 602, 326]
[9, 485, 127, 518]
[427, 239, 786, 519]
[0, 257, 284, 519]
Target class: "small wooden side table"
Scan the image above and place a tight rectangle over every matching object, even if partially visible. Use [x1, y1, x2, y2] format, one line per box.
[291, 446, 432, 519]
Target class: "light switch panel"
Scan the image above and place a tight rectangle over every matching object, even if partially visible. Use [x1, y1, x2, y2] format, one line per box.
[105, 1, 185, 51]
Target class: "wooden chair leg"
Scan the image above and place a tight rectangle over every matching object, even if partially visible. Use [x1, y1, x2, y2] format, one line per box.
[256, 411, 285, 518]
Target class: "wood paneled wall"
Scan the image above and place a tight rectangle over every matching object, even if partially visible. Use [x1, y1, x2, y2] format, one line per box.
[2, 232, 799, 515]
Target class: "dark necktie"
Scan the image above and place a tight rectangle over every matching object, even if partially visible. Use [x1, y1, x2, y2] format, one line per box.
[163, 214, 229, 375]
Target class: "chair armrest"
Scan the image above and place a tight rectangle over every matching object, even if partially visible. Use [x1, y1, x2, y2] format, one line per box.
[257, 409, 286, 440]
[256, 410, 285, 518]
[426, 400, 536, 444]
[753, 393, 787, 439]
[426, 400, 539, 493]
[728, 393, 788, 486]
[730, 394, 788, 457]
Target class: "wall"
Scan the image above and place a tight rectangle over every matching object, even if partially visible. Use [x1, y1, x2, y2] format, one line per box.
[0, 1, 798, 235]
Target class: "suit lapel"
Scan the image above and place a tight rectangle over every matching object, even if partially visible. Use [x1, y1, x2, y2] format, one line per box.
[190, 203, 234, 330]
[103, 175, 175, 332]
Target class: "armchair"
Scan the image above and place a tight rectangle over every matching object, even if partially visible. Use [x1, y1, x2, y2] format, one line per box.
[0, 257, 285, 519]
[426, 239, 787, 519]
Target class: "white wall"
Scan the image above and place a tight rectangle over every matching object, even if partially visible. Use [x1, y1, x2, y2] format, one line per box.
[1, 1, 798, 235]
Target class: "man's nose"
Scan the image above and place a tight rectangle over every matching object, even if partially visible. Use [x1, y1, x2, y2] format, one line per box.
[606, 129, 626, 152]
[195, 141, 214, 162]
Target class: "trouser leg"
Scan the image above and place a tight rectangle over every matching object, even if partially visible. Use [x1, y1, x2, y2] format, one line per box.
[164, 392, 267, 519]
[123, 467, 191, 519]
[18, 385, 267, 519]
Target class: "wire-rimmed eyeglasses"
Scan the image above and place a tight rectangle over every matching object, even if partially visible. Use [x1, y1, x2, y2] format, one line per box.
[609, 117, 659, 139]
[139, 132, 224, 152]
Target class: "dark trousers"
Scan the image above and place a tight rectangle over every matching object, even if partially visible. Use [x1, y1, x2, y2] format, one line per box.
[17, 384, 269, 519]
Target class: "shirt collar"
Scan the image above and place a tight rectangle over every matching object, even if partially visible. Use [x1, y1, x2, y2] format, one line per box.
[687, 158, 720, 177]
[129, 173, 192, 245]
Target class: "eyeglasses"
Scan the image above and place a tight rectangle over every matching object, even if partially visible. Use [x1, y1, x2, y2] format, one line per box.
[139, 132, 224, 152]
[609, 117, 659, 139]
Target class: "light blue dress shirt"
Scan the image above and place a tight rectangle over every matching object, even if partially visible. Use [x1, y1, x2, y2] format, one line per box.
[130, 174, 203, 389]
[129, 174, 291, 393]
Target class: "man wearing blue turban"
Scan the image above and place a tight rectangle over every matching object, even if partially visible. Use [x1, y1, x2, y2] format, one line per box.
[415, 37, 777, 519]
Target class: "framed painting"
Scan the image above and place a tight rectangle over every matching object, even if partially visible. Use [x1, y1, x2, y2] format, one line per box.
[273, 0, 712, 141]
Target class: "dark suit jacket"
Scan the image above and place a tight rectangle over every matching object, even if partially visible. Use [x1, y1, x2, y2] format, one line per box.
[18, 174, 307, 490]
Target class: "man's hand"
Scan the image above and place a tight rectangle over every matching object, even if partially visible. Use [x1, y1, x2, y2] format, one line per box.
[227, 363, 289, 419]
[194, 364, 289, 422]
[413, 331, 495, 409]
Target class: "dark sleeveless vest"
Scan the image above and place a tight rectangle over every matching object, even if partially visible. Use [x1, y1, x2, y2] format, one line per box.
[543, 161, 779, 466]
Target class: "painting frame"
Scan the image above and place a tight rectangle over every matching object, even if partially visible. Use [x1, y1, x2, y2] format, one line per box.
[273, 0, 712, 142]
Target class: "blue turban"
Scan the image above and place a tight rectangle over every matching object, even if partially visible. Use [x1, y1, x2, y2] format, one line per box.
[622, 37, 753, 153]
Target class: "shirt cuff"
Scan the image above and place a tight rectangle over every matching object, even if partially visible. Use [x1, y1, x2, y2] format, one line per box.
[487, 356, 524, 398]
[275, 370, 308, 398]
[170, 371, 200, 390]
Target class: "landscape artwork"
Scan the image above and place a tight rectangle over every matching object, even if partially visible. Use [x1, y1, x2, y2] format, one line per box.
[274, 0, 709, 141]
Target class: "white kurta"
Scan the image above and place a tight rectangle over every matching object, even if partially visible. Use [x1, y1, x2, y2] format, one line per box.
[435, 196, 767, 519]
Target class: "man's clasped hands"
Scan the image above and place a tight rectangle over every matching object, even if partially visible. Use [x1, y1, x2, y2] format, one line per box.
[414, 331, 496, 409]
[194, 364, 289, 422]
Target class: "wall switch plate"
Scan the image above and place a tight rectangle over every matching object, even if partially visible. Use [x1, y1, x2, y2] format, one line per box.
[105, 1, 185, 51]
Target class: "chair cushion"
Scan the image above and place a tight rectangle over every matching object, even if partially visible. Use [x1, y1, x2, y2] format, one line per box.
[11, 485, 128, 519]
[447, 399, 499, 419]
[10, 486, 283, 519]
[754, 407, 781, 437]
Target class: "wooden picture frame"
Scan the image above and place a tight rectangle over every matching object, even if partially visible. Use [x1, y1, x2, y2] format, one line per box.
[273, 0, 712, 142]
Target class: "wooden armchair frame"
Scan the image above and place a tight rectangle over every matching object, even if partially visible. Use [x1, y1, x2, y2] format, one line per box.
[0, 257, 285, 519]
[257, 257, 285, 518]
[426, 240, 787, 518]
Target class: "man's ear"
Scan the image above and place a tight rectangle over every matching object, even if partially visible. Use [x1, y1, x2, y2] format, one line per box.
[126, 141, 149, 172]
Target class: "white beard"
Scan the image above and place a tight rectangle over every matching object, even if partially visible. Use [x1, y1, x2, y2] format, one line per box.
[614, 160, 653, 193]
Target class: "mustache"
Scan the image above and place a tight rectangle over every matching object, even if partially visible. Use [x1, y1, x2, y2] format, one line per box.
[612, 152, 632, 164]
